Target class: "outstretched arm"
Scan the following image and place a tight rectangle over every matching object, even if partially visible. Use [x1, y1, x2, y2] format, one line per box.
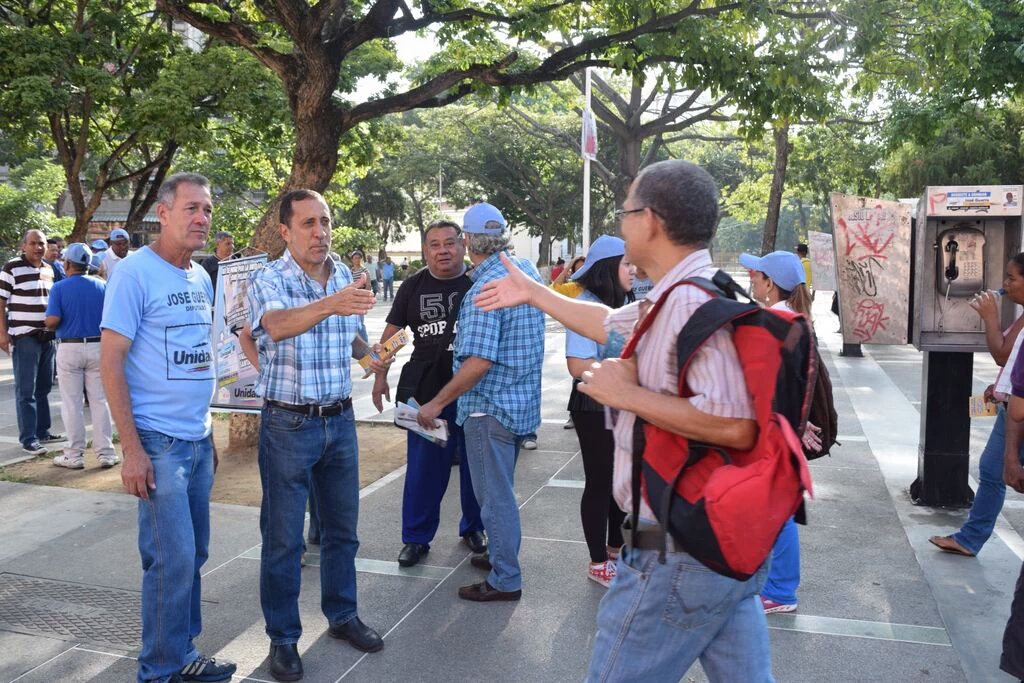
[474, 253, 610, 344]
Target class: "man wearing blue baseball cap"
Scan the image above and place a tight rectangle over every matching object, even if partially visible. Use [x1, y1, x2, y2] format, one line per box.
[45, 243, 117, 469]
[415, 201, 545, 602]
[99, 228, 132, 281]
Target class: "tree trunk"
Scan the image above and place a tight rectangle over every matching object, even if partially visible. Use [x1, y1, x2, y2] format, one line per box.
[248, 70, 345, 258]
[228, 413, 260, 451]
[761, 123, 792, 254]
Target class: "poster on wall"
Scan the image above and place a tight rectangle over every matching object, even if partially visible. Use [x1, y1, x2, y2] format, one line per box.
[806, 231, 837, 291]
[211, 253, 267, 411]
[830, 193, 913, 345]
[924, 185, 1023, 217]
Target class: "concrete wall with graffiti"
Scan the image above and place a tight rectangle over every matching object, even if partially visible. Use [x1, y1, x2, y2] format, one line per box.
[830, 193, 913, 345]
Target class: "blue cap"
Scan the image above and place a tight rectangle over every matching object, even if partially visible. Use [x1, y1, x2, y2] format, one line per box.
[739, 250, 806, 291]
[463, 203, 506, 234]
[109, 228, 129, 242]
[64, 242, 92, 267]
[571, 235, 626, 281]
[90, 239, 108, 251]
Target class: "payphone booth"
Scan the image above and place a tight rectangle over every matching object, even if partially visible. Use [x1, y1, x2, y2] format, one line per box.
[911, 185, 1023, 506]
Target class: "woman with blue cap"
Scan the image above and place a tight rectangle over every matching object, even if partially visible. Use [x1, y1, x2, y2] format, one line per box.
[565, 235, 635, 587]
[739, 249, 818, 615]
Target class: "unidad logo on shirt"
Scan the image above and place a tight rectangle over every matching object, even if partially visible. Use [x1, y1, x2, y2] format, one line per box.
[165, 323, 214, 381]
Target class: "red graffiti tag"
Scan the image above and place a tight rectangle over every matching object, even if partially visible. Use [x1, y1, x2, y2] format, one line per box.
[852, 299, 890, 342]
[838, 208, 898, 260]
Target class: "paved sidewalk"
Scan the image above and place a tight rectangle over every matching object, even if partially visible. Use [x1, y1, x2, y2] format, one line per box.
[2, 294, 1023, 682]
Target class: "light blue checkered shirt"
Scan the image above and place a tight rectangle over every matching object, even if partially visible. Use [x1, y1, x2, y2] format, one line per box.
[455, 252, 546, 435]
[247, 250, 359, 404]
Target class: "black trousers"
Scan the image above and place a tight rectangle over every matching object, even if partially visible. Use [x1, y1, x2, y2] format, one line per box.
[571, 410, 625, 563]
[1003, 561, 1024, 679]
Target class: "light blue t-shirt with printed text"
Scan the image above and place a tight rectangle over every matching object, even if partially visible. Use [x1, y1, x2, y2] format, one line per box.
[101, 246, 215, 441]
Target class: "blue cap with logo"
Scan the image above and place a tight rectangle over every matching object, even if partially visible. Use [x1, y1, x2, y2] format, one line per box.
[90, 239, 108, 251]
[739, 250, 806, 291]
[64, 242, 93, 267]
[463, 203, 506, 235]
[570, 235, 626, 281]
[109, 228, 129, 242]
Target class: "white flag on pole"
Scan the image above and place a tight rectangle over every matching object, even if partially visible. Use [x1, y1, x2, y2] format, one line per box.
[581, 108, 598, 161]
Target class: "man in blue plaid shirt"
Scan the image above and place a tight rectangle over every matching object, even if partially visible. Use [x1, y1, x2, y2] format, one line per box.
[247, 189, 388, 682]
[417, 202, 545, 602]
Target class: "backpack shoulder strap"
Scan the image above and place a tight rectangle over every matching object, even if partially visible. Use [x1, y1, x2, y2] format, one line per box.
[674, 298, 760, 385]
[622, 276, 727, 359]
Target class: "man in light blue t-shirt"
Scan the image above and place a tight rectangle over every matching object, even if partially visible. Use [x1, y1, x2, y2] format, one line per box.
[100, 173, 236, 683]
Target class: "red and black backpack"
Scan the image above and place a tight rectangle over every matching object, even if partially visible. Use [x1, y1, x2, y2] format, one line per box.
[623, 274, 815, 581]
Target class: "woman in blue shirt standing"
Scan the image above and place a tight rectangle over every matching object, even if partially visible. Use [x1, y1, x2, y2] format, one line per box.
[564, 235, 634, 587]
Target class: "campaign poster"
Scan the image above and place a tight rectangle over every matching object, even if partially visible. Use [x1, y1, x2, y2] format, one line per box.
[830, 193, 912, 345]
[212, 254, 266, 410]
[807, 230, 837, 291]
[924, 185, 1023, 217]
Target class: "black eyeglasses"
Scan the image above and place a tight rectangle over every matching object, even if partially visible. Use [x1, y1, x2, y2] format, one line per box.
[610, 206, 659, 220]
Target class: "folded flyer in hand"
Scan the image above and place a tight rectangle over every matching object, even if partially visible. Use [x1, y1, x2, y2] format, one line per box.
[359, 328, 411, 379]
[394, 399, 449, 446]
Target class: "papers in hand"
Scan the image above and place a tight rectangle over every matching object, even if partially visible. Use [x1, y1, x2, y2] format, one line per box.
[394, 399, 448, 446]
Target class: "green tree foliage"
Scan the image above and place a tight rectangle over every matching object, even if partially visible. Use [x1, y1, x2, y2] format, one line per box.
[0, 1, 281, 241]
[0, 160, 72, 252]
[882, 100, 1024, 198]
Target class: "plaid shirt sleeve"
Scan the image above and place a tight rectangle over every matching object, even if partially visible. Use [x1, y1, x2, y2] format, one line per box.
[247, 269, 285, 339]
[455, 304, 502, 363]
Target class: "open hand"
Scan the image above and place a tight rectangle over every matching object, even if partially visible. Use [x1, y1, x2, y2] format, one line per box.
[475, 253, 534, 312]
[329, 275, 375, 316]
[1006, 459, 1024, 494]
[802, 422, 823, 453]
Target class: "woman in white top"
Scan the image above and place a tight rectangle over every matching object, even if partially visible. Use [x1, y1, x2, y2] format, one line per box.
[740, 249, 817, 615]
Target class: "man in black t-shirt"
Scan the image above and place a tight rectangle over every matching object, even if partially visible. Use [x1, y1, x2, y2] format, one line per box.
[372, 220, 486, 568]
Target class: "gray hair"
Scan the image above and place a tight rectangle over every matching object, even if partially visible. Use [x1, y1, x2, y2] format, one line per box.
[157, 173, 210, 209]
[466, 233, 511, 257]
[632, 160, 719, 248]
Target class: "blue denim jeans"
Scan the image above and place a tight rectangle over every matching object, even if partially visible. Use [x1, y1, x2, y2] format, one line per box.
[258, 403, 360, 644]
[403, 403, 482, 546]
[762, 516, 799, 605]
[383, 278, 394, 301]
[585, 546, 773, 683]
[135, 430, 214, 683]
[955, 406, 1024, 554]
[463, 415, 523, 592]
[11, 333, 54, 447]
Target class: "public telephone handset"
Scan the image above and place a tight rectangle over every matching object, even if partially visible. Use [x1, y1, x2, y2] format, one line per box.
[936, 226, 985, 297]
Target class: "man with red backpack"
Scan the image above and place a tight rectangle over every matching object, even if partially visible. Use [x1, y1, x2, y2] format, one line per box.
[475, 160, 786, 681]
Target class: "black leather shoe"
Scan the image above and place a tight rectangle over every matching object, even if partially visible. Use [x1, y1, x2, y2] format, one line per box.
[470, 553, 492, 571]
[328, 616, 384, 653]
[462, 530, 488, 554]
[458, 580, 521, 602]
[398, 542, 429, 567]
[268, 643, 302, 682]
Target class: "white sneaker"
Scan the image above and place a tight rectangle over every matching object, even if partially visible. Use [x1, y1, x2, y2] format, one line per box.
[98, 453, 121, 468]
[522, 439, 537, 450]
[52, 454, 84, 470]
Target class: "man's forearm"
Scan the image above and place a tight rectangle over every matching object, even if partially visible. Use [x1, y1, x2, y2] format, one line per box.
[429, 357, 493, 411]
[260, 300, 334, 342]
[100, 351, 142, 455]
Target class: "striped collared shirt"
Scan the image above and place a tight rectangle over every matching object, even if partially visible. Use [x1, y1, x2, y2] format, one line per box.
[0, 255, 54, 337]
[455, 252, 546, 435]
[247, 250, 360, 405]
[605, 249, 754, 521]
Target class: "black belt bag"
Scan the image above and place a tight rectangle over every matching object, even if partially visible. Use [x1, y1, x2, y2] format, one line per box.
[267, 398, 352, 417]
